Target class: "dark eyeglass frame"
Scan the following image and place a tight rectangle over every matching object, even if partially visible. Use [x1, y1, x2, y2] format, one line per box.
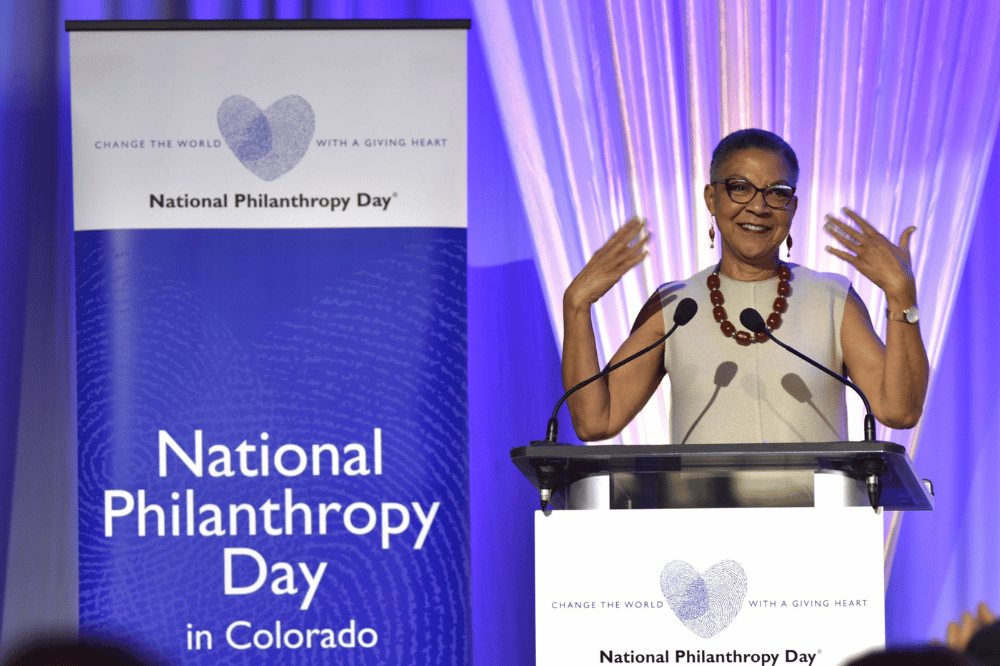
[711, 178, 796, 209]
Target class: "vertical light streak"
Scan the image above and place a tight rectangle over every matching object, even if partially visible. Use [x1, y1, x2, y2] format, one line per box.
[718, 0, 730, 133]
[832, 0, 852, 204]
[760, 0, 770, 129]
[685, 0, 712, 274]
[604, 0, 664, 445]
[601, 1, 650, 365]
[533, 0, 592, 254]
[615, 0, 653, 311]
[739, 0, 752, 128]
[605, 0, 643, 221]
[643, 0, 672, 276]
[880, 3, 920, 271]
[629, 0, 662, 236]
[535, 1, 632, 400]
[781, 0, 792, 140]
[655, 0, 697, 281]
[808, 0, 831, 282]
[857, 0, 894, 239]
[470, 0, 575, 343]
[848, 0, 871, 208]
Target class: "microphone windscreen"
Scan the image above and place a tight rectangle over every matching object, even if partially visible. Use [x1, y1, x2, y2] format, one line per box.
[739, 308, 767, 333]
[673, 298, 698, 326]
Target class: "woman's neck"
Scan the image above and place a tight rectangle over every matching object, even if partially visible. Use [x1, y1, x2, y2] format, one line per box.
[718, 253, 782, 281]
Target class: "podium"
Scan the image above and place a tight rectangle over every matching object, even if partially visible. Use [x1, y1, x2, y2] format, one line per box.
[510, 442, 933, 665]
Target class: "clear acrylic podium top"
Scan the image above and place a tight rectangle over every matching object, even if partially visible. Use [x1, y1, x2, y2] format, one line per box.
[510, 441, 934, 511]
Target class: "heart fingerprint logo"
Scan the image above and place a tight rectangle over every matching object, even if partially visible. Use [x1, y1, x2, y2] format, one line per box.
[217, 95, 315, 181]
[660, 560, 747, 638]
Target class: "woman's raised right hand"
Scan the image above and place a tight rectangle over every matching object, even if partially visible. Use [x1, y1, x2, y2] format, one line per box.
[564, 217, 650, 311]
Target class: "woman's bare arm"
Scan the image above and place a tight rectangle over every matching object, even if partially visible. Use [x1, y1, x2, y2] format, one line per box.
[562, 218, 667, 440]
[827, 209, 929, 428]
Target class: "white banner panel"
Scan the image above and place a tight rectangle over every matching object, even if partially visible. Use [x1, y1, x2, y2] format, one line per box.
[69, 21, 469, 666]
[70, 28, 465, 230]
[535, 508, 884, 666]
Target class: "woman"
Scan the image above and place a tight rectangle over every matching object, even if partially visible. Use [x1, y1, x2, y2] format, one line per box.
[562, 129, 929, 444]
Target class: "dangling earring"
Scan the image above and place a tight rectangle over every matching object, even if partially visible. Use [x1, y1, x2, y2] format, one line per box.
[786, 234, 793, 259]
[709, 222, 716, 249]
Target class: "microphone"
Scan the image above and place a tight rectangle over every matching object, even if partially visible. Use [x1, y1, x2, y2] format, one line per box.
[740, 307, 882, 512]
[739, 308, 876, 441]
[540, 297, 698, 445]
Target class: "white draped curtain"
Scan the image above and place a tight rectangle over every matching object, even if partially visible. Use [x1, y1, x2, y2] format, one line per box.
[473, 0, 1000, 575]
[473, 0, 1000, 447]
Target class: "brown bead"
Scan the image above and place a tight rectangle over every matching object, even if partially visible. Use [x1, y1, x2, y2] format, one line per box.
[710, 290, 725, 306]
[713, 305, 728, 323]
[720, 321, 736, 337]
[778, 264, 792, 280]
[766, 312, 783, 330]
[754, 331, 769, 343]
[734, 331, 752, 346]
[707, 273, 721, 289]
[773, 296, 788, 313]
[777, 280, 791, 297]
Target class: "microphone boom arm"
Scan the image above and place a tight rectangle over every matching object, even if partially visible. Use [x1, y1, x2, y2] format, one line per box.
[765, 331, 877, 442]
[546, 322, 680, 443]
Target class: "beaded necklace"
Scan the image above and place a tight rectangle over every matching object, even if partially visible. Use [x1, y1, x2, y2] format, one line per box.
[706, 263, 792, 346]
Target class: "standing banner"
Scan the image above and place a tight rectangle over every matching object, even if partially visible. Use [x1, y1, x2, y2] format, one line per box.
[68, 20, 469, 665]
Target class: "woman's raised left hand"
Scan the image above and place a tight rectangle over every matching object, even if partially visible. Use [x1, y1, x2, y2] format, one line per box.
[824, 207, 917, 305]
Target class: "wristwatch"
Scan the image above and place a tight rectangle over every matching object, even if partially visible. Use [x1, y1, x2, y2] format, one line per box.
[886, 304, 919, 324]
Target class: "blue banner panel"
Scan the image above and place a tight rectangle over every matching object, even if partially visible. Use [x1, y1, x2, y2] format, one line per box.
[76, 227, 468, 665]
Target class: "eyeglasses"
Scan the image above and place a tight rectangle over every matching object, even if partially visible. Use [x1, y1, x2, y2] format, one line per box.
[712, 178, 795, 209]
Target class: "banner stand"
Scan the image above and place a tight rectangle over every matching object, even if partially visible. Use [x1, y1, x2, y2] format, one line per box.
[68, 20, 470, 665]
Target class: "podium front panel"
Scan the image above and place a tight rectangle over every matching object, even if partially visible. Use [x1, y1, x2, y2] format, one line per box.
[535, 507, 884, 665]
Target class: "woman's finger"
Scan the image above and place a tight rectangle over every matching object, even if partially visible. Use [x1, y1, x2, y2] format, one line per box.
[594, 223, 646, 263]
[627, 228, 652, 251]
[589, 227, 650, 278]
[824, 217, 863, 246]
[842, 208, 881, 238]
[960, 611, 978, 648]
[825, 245, 858, 265]
[947, 620, 962, 648]
[978, 601, 995, 625]
[601, 251, 649, 284]
[599, 218, 645, 253]
[622, 250, 649, 273]
[897, 226, 917, 252]
[826, 214, 866, 241]
[606, 246, 644, 274]
[607, 228, 649, 261]
[626, 232, 652, 258]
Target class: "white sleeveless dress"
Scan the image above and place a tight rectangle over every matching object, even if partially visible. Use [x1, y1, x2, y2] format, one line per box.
[659, 264, 852, 445]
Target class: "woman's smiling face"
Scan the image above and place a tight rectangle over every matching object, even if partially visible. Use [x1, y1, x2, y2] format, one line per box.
[704, 147, 798, 270]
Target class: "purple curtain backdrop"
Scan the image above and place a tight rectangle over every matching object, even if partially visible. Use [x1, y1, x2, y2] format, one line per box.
[884, 139, 1000, 644]
[1, 0, 999, 662]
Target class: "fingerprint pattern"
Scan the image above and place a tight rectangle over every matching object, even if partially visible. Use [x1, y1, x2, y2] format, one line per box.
[76, 227, 469, 665]
[217, 95, 315, 181]
[660, 560, 747, 639]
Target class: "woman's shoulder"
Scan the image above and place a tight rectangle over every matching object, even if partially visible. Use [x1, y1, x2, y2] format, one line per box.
[633, 268, 712, 333]
[789, 263, 852, 295]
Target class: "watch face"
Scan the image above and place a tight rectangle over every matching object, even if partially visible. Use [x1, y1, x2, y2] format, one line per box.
[905, 305, 919, 324]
